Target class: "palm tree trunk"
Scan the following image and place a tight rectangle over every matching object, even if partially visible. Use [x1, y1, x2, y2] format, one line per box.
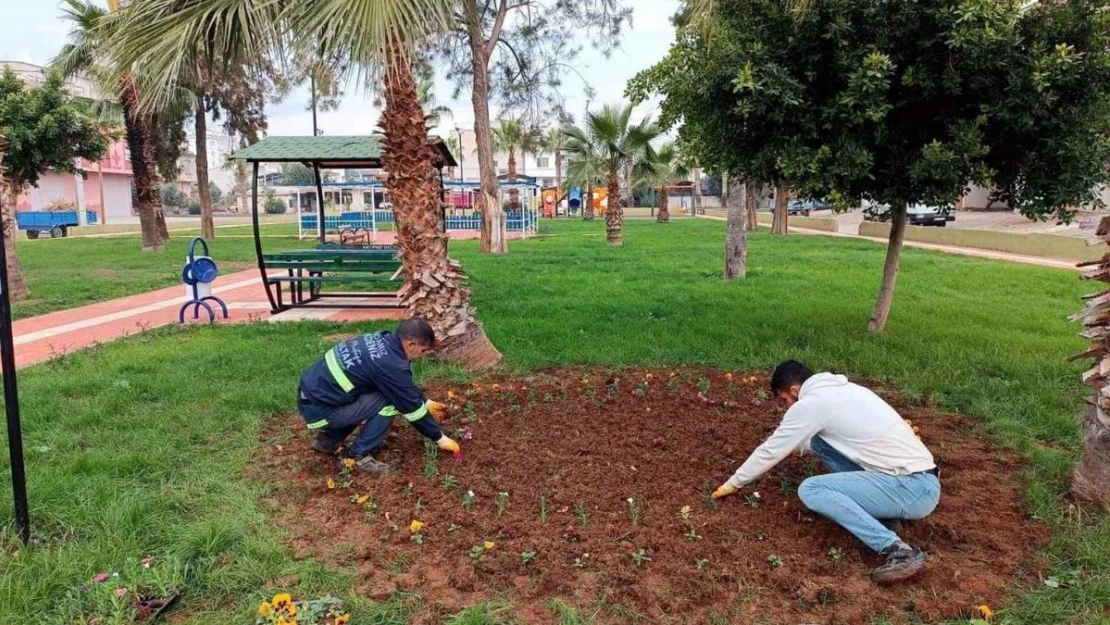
[195, 105, 215, 240]
[555, 151, 562, 204]
[1073, 216, 1110, 503]
[381, 43, 501, 369]
[657, 186, 670, 223]
[745, 185, 758, 231]
[724, 177, 747, 280]
[119, 74, 164, 251]
[462, 1, 506, 255]
[868, 205, 907, 332]
[0, 154, 29, 299]
[772, 185, 789, 235]
[584, 186, 595, 220]
[508, 150, 519, 211]
[606, 171, 622, 246]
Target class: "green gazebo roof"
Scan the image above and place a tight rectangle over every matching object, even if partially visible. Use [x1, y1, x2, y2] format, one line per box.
[229, 135, 457, 168]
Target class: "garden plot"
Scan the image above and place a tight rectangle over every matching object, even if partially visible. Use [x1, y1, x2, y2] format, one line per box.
[254, 369, 1047, 625]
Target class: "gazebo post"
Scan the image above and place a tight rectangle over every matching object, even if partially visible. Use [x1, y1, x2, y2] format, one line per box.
[251, 161, 278, 312]
[313, 163, 326, 244]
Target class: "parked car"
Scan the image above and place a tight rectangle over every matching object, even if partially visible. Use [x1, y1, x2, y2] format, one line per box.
[787, 199, 828, 217]
[906, 204, 955, 227]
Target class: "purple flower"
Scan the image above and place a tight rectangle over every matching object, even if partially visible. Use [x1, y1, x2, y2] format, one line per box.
[114, 587, 128, 598]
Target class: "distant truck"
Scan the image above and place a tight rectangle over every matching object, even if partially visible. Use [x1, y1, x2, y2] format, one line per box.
[15, 210, 99, 239]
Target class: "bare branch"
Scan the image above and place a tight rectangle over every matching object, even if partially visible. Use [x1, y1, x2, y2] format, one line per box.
[485, 0, 510, 59]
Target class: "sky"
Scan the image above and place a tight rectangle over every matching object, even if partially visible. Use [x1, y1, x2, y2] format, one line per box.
[0, 0, 681, 138]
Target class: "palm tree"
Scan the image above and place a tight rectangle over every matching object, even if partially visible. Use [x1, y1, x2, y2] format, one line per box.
[543, 126, 567, 196]
[54, 0, 167, 251]
[492, 119, 526, 182]
[562, 103, 659, 246]
[634, 141, 689, 224]
[109, 0, 501, 369]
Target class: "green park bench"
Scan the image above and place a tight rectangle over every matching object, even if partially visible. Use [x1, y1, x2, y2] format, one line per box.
[260, 246, 403, 309]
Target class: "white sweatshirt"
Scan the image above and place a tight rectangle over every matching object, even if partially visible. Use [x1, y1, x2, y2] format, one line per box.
[726, 373, 935, 489]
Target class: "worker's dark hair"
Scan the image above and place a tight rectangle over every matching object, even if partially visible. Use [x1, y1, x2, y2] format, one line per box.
[397, 317, 436, 346]
[771, 360, 813, 395]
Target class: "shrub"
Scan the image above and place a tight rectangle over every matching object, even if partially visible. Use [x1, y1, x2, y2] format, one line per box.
[265, 197, 287, 215]
[187, 200, 202, 215]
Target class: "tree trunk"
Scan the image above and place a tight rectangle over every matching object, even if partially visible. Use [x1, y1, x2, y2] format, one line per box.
[745, 184, 758, 231]
[462, 0, 506, 254]
[1073, 404, 1110, 503]
[1, 185, 28, 300]
[236, 162, 248, 213]
[1071, 214, 1110, 503]
[381, 44, 502, 369]
[195, 105, 215, 240]
[606, 172, 622, 246]
[724, 178, 747, 280]
[507, 150, 519, 211]
[119, 74, 164, 251]
[692, 168, 701, 215]
[868, 207, 907, 332]
[772, 185, 789, 235]
[657, 186, 670, 223]
[584, 186, 595, 220]
[554, 150, 562, 201]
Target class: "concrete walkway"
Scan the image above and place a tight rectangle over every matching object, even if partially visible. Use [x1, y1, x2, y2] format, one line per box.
[698, 215, 1081, 271]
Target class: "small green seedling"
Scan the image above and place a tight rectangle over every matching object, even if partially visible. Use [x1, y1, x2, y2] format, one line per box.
[448, 523, 462, 533]
[743, 492, 761, 508]
[626, 497, 642, 526]
[496, 491, 510, 517]
[574, 502, 590, 526]
[678, 505, 693, 522]
[767, 554, 784, 568]
[520, 551, 537, 565]
[403, 482, 414, 499]
[462, 490, 476, 510]
[697, 377, 711, 394]
[423, 440, 439, 477]
[826, 547, 845, 562]
[573, 554, 590, 568]
[468, 545, 486, 560]
[410, 533, 424, 545]
[694, 558, 709, 570]
[539, 495, 549, 523]
[684, 528, 702, 542]
[630, 549, 651, 568]
[441, 474, 458, 491]
[779, 476, 797, 496]
[702, 484, 720, 510]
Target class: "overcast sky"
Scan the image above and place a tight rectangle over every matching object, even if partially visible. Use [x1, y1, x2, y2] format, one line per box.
[0, 0, 680, 138]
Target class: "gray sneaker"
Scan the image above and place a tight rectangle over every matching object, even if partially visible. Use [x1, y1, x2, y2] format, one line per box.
[871, 547, 927, 584]
[353, 454, 390, 474]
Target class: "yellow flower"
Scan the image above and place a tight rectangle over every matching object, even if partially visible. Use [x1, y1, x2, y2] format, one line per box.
[326, 477, 336, 490]
[409, 520, 426, 533]
[669, 371, 676, 378]
[725, 372, 733, 380]
[335, 615, 351, 625]
[276, 618, 298, 625]
[342, 458, 356, 470]
[483, 541, 496, 550]
[356, 494, 370, 505]
[258, 601, 273, 616]
[977, 604, 993, 620]
[447, 390, 457, 400]
[492, 384, 501, 391]
[272, 594, 294, 615]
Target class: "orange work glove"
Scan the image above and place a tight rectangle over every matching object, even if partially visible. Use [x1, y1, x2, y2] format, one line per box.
[436, 435, 460, 453]
[712, 483, 739, 500]
[427, 400, 449, 419]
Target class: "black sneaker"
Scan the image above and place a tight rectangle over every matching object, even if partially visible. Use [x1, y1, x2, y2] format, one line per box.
[353, 454, 390, 475]
[311, 432, 342, 455]
[870, 547, 927, 584]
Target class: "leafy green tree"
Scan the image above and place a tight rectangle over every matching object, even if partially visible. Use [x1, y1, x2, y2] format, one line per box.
[634, 141, 689, 224]
[0, 69, 107, 298]
[209, 181, 223, 205]
[562, 103, 659, 246]
[159, 183, 185, 209]
[280, 163, 319, 187]
[632, 0, 1110, 331]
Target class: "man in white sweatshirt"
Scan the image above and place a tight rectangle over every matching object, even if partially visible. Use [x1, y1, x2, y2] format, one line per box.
[712, 361, 940, 584]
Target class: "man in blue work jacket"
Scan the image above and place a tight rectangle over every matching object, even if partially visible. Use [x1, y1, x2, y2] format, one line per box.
[297, 318, 460, 474]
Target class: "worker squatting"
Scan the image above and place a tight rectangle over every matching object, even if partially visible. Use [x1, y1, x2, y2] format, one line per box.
[297, 320, 940, 584]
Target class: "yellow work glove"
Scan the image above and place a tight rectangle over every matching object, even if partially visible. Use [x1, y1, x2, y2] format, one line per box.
[437, 435, 460, 453]
[712, 483, 739, 500]
[427, 400, 449, 419]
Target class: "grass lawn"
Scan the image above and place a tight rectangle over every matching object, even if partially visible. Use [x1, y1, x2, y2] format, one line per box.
[2, 219, 1108, 624]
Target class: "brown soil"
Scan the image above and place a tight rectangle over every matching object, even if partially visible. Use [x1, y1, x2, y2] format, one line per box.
[252, 368, 1048, 624]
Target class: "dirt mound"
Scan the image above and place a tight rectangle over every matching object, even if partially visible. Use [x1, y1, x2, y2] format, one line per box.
[253, 368, 1048, 624]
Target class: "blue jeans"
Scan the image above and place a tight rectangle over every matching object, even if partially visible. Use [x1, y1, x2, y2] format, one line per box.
[299, 392, 394, 458]
[798, 437, 941, 552]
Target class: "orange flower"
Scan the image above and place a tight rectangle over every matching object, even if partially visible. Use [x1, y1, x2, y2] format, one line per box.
[447, 390, 457, 400]
[335, 615, 351, 625]
[326, 477, 336, 490]
[356, 494, 370, 505]
[342, 458, 356, 470]
[409, 519, 426, 533]
[977, 605, 993, 620]
[492, 383, 501, 391]
[258, 601, 273, 616]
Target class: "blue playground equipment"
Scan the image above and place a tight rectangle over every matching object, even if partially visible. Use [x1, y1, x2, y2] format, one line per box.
[179, 237, 229, 323]
[567, 188, 582, 214]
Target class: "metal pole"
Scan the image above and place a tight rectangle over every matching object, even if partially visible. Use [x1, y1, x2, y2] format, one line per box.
[250, 162, 277, 312]
[0, 207, 30, 545]
[313, 164, 326, 244]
